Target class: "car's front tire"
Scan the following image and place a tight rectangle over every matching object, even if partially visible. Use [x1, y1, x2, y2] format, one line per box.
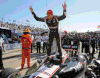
[0, 68, 21, 78]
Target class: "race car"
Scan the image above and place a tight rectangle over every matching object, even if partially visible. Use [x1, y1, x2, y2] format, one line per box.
[86, 59, 100, 78]
[0, 48, 89, 78]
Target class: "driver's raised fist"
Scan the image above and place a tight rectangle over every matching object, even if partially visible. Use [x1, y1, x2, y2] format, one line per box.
[29, 5, 33, 13]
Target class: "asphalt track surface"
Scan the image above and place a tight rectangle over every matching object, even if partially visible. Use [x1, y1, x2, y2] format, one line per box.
[2, 41, 100, 76]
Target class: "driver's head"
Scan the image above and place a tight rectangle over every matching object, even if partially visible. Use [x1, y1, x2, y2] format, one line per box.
[47, 10, 53, 19]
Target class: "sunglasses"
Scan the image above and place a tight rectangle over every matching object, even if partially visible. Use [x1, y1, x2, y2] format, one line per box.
[23, 32, 30, 34]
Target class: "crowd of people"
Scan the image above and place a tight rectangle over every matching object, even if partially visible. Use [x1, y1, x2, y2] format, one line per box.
[0, 21, 49, 44]
[61, 31, 100, 59]
[31, 32, 49, 54]
[1, 21, 100, 59]
[0, 22, 48, 33]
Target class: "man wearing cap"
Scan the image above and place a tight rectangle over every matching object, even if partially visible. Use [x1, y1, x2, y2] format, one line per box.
[94, 33, 98, 52]
[73, 34, 79, 56]
[90, 35, 96, 58]
[31, 33, 34, 53]
[42, 33, 49, 53]
[29, 0, 67, 64]
[81, 34, 85, 53]
[20, 29, 32, 70]
[84, 34, 91, 58]
[98, 35, 100, 57]
[61, 31, 70, 45]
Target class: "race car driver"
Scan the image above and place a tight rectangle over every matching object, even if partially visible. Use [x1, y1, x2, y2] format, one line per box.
[29, 0, 67, 64]
[21, 29, 33, 70]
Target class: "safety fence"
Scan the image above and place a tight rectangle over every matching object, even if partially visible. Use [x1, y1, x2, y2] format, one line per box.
[4, 43, 22, 50]
[4, 42, 43, 50]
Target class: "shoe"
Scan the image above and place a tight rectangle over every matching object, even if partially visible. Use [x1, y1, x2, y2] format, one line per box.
[21, 67, 23, 70]
[28, 66, 31, 68]
[74, 54, 77, 56]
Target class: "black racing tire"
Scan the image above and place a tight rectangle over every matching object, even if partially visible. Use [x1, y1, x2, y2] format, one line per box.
[0, 68, 20, 78]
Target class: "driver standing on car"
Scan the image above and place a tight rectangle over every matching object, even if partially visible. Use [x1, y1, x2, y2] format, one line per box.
[29, 0, 67, 64]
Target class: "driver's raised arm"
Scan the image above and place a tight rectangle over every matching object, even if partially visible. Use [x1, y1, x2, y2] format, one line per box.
[57, 9, 66, 21]
[32, 11, 45, 22]
[29, 6, 45, 22]
[57, 0, 67, 21]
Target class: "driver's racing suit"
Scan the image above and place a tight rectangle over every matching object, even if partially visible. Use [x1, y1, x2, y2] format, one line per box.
[21, 37, 32, 68]
[32, 10, 66, 63]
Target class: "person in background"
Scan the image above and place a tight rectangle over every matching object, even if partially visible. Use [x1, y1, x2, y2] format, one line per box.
[35, 30, 38, 35]
[0, 34, 5, 69]
[98, 35, 100, 57]
[42, 33, 49, 53]
[93, 33, 98, 52]
[35, 32, 42, 53]
[29, 1, 67, 64]
[61, 31, 69, 45]
[90, 35, 96, 58]
[1, 24, 3, 27]
[73, 34, 79, 56]
[20, 29, 32, 70]
[31, 33, 34, 53]
[81, 34, 85, 53]
[1, 32, 8, 44]
[84, 34, 91, 58]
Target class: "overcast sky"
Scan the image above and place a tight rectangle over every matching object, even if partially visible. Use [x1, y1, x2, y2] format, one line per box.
[0, 0, 100, 32]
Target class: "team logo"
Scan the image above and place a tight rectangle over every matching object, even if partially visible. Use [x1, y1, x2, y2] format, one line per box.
[48, 20, 51, 23]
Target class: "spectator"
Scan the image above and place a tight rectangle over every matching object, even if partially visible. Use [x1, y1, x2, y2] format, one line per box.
[0, 34, 5, 69]
[31, 33, 34, 53]
[1, 24, 3, 27]
[1, 32, 8, 44]
[42, 33, 49, 53]
[35, 32, 42, 53]
[7, 25, 9, 28]
[98, 36, 100, 57]
[35, 30, 38, 35]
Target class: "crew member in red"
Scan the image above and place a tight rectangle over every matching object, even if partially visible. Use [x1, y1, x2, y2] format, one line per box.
[29, 0, 67, 64]
[21, 29, 32, 70]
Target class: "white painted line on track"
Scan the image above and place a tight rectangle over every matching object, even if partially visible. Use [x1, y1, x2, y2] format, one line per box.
[15, 55, 47, 70]
[9, 53, 21, 54]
